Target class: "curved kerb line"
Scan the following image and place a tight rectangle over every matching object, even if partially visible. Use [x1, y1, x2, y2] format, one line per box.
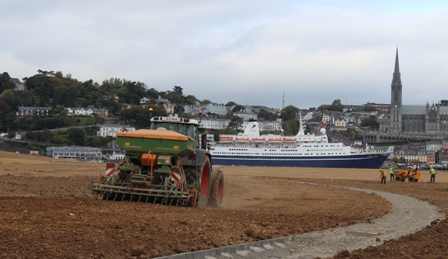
[154, 181, 446, 259]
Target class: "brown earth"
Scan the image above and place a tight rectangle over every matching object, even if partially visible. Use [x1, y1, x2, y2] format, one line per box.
[0, 150, 447, 259]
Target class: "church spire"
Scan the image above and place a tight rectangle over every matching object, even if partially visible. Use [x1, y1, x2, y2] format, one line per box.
[392, 48, 402, 86]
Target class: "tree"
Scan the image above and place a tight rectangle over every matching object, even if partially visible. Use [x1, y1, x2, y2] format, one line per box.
[257, 109, 277, 121]
[201, 99, 211, 105]
[282, 119, 300, 135]
[280, 105, 299, 121]
[0, 72, 15, 93]
[330, 99, 344, 112]
[0, 90, 19, 110]
[317, 104, 331, 111]
[147, 88, 159, 99]
[361, 115, 379, 130]
[225, 101, 237, 107]
[7, 130, 16, 139]
[173, 85, 183, 96]
[185, 95, 197, 105]
[67, 128, 86, 146]
[228, 116, 243, 131]
[17, 90, 35, 106]
[232, 105, 245, 113]
[440, 100, 448, 106]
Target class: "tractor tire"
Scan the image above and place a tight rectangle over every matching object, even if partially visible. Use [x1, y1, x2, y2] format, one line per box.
[207, 167, 224, 207]
[395, 176, 402, 181]
[197, 156, 211, 207]
[183, 167, 196, 184]
[408, 176, 415, 182]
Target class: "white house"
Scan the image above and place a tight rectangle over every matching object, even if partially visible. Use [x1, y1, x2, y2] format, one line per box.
[234, 111, 257, 121]
[257, 120, 282, 132]
[205, 103, 227, 116]
[201, 119, 230, 130]
[65, 107, 94, 116]
[97, 124, 136, 137]
[140, 97, 150, 104]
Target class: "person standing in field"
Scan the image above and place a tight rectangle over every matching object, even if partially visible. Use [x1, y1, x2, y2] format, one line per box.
[389, 164, 396, 181]
[379, 169, 386, 184]
[429, 166, 437, 183]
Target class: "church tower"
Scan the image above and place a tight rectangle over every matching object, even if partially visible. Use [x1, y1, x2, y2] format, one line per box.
[390, 48, 403, 133]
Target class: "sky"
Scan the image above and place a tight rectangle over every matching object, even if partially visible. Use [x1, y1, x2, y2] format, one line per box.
[1, 1, 448, 110]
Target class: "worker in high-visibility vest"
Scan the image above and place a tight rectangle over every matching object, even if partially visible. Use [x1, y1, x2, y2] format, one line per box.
[379, 169, 386, 184]
[389, 164, 396, 181]
[429, 166, 437, 183]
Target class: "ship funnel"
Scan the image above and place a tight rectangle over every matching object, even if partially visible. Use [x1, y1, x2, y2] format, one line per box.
[243, 121, 260, 137]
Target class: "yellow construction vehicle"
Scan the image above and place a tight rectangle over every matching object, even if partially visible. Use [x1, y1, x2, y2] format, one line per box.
[394, 169, 420, 182]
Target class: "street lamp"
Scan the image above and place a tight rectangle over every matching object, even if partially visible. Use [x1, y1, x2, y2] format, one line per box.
[149, 107, 153, 128]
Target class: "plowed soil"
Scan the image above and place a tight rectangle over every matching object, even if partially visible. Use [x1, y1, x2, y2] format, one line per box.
[1, 151, 447, 259]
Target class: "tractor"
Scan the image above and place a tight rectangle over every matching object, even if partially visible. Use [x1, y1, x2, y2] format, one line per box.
[91, 115, 224, 207]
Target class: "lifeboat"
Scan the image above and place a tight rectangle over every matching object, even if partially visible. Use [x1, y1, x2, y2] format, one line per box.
[219, 136, 233, 143]
[268, 137, 282, 142]
[234, 137, 249, 142]
[282, 137, 296, 142]
[251, 137, 266, 142]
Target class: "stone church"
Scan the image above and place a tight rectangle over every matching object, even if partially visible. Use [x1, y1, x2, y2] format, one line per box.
[365, 49, 448, 144]
[385, 49, 448, 136]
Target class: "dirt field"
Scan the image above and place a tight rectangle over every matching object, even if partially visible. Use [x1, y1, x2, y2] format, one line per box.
[1, 151, 447, 259]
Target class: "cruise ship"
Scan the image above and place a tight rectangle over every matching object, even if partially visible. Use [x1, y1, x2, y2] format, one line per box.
[209, 119, 390, 169]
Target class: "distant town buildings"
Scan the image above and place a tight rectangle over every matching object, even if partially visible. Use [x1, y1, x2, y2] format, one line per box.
[65, 106, 108, 117]
[97, 124, 136, 137]
[17, 106, 52, 117]
[45, 146, 102, 159]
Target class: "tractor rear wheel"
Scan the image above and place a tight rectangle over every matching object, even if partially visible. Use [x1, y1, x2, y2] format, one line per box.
[395, 176, 402, 181]
[197, 156, 211, 207]
[408, 176, 415, 182]
[208, 167, 224, 207]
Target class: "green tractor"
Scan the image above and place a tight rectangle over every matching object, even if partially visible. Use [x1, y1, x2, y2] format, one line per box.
[91, 116, 224, 207]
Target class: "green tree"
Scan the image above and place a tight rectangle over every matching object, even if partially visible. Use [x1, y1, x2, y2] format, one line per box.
[361, 115, 379, 130]
[0, 72, 15, 93]
[185, 95, 197, 105]
[232, 105, 245, 113]
[282, 119, 300, 135]
[17, 90, 35, 106]
[225, 101, 237, 107]
[280, 105, 299, 121]
[146, 88, 159, 99]
[228, 116, 243, 131]
[201, 99, 211, 105]
[173, 85, 183, 96]
[51, 134, 65, 144]
[0, 90, 20, 110]
[257, 109, 277, 121]
[330, 99, 344, 112]
[67, 128, 86, 146]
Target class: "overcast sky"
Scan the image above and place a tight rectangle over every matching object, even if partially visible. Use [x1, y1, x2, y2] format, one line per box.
[1, 1, 448, 109]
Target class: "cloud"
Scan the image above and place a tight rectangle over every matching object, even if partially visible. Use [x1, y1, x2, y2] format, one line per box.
[1, 1, 448, 108]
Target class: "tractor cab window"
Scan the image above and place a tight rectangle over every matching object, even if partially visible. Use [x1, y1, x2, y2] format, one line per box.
[186, 124, 196, 140]
[151, 122, 196, 140]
